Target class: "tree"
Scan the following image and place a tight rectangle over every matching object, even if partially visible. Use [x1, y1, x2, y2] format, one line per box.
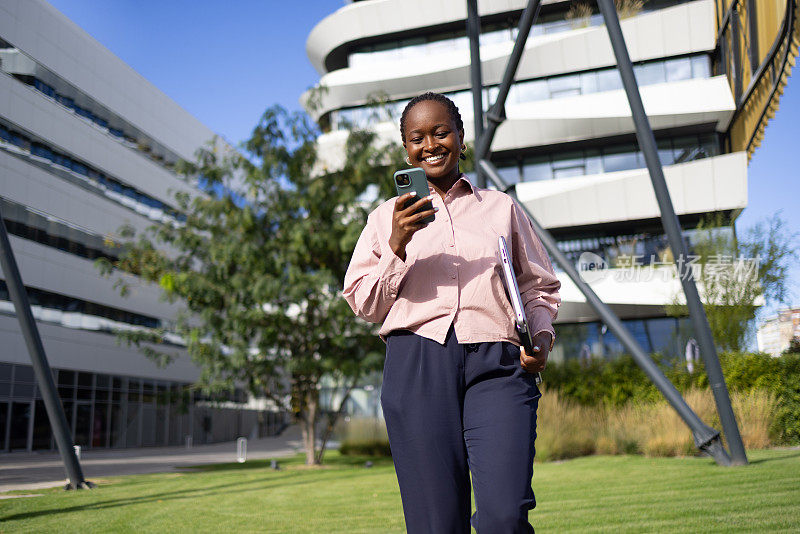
[667, 213, 798, 352]
[97, 105, 407, 465]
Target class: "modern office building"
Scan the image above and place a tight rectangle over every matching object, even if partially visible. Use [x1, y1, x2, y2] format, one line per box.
[0, 0, 285, 452]
[304, 0, 798, 365]
[757, 308, 800, 356]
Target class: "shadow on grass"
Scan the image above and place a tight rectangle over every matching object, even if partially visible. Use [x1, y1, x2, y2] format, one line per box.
[746, 449, 800, 465]
[0, 473, 307, 523]
[187, 452, 394, 474]
[1, 453, 396, 524]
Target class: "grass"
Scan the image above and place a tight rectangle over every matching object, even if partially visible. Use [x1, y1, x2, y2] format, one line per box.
[1, 448, 798, 533]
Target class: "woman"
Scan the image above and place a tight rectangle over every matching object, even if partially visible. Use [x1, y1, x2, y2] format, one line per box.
[343, 92, 561, 533]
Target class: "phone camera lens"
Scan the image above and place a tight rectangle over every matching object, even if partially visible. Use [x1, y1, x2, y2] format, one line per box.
[395, 174, 410, 187]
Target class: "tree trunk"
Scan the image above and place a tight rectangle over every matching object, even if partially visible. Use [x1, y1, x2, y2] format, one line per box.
[301, 389, 320, 465]
[316, 372, 360, 464]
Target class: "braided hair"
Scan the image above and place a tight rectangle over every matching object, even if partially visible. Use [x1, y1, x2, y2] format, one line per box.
[399, 92, 464, 144]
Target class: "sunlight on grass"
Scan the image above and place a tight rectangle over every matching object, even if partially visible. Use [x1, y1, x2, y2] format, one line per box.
[1, 449, 798, 533]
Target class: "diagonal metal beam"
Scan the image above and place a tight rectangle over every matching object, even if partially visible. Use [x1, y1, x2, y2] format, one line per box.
[479, 159, 731, 466]
[465, 0, 746, 466]
[474, 0, 543, 164]
[0, 202, 92, 488]
[596, 0, 747, 465]
[466, 0, 486, 187]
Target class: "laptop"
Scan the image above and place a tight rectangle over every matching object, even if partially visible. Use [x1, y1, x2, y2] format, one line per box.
[498, 235, 543, 385]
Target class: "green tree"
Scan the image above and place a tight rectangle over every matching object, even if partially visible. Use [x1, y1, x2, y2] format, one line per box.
[97, 105, 406, 465]
[667, 213, 798, 351]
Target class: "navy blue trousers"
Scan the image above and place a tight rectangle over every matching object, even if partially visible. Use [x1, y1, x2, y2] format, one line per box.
[381, 326, 540, 534]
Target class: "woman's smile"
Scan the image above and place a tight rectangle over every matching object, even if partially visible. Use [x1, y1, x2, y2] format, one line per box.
[422, 153, 447, 165]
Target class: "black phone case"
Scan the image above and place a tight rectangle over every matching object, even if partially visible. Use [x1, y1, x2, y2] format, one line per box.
[394, 168, 435, 224]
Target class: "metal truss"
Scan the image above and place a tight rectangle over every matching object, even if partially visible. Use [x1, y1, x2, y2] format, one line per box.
[466, 0, 748, 466]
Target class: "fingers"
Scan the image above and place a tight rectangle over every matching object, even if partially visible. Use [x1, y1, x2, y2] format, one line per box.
[407, 206, 437, 224]
[394, 191, 418, 211]
[519, 346, 547, 374]
[398, 194, 434, 217]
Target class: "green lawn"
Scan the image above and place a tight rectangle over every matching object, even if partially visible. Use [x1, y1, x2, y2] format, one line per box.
[1, 448, 798, 533]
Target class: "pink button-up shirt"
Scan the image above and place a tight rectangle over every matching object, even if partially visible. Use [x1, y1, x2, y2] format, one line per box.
[343, 175, 561, 345]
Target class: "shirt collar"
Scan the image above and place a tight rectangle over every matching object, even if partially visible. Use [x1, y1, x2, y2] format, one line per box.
[451, 174, 482, 201]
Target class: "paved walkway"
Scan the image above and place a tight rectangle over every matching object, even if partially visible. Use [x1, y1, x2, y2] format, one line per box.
[0, 425, 320, 492]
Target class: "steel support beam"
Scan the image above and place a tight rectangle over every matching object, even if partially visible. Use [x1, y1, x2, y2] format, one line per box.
[0, 204, 91, 488]
[464, 0, 745, 465]
[479, 159, 731, 465]
[474, 0, 543, 163]
[596, 0, 747, 465]
[466, 0, 486, 187]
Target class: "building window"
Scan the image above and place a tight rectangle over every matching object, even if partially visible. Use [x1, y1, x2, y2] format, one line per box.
[0, 122, 185, 224]
[327, 53, 714, 131]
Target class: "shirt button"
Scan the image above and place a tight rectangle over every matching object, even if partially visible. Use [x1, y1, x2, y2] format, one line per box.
[448, 242, 455, 248]
[451, 273, 457, 279]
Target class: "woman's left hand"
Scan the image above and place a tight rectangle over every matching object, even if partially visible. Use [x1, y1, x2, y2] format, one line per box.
[519, 331, 552, 373]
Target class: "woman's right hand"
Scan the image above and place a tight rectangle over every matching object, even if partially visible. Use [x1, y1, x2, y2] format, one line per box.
[389, 192, 437, 261]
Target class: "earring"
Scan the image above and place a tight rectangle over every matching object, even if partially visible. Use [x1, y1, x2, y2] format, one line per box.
[405, 156, 411, 166]
[460, 146, 467, 161]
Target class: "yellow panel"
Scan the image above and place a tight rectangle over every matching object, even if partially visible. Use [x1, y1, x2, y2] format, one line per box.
[716, 0, 799, 159]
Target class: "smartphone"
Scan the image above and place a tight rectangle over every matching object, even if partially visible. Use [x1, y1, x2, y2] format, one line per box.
[393, 168, 434, 224]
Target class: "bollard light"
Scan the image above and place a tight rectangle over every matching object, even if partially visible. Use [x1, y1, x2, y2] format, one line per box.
[236, 437, 247, 463]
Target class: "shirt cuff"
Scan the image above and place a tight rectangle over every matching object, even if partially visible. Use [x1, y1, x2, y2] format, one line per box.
[528, 307, 555, 349]
[532, 329, 555, 351]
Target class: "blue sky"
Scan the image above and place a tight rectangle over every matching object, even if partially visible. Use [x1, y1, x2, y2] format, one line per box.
[47, 0, 800, 310]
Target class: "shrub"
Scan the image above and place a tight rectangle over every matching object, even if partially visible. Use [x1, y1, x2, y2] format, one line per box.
[544, 351, 800, 445]
[336, 417, 391, 457]
[534, 388, 779, 460]
[535, 391, 597, 461]
[339, 441, 392, 457]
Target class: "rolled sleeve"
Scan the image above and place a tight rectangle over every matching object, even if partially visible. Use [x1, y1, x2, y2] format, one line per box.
[343, 216, 411, 324]
[510, 200, 561, 340]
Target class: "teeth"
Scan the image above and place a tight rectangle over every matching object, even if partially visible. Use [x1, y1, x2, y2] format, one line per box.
[424, 154, 445, 163]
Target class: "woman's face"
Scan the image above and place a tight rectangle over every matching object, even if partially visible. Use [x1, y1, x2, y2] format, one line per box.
[403, 100, 464, 182]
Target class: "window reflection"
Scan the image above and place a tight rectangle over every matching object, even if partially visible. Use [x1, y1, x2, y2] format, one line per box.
[0, 45, 180, 171]
[329, 54, 713, 131]
[498, 134, 719, 182]
[0, 123, 184, 224]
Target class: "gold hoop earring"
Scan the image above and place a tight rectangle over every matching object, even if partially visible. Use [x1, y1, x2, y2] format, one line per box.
[405, 156, 412, 166]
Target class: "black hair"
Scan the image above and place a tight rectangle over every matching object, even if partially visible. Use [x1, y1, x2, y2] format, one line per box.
[399, 92, 464, 144]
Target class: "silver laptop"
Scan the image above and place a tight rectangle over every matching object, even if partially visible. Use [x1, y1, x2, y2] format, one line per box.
[498, 235, 542, 385]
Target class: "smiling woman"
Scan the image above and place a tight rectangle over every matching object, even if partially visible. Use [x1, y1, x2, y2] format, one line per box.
[343, 92, 561, 533]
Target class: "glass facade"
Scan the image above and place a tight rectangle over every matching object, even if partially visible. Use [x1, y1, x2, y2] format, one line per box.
[495, 133, 720, 184]
[550, 316, 694, 363]
[345, 0, 691, 69]
[554, 226, 734, 272]
[0, 280, 164, 331]
[0, 121, 185, 224]
[0, 362, 288, 452]
[328, 54, 712, 131]
[0, 39, 181, 172]
[0, 197, 119, 263]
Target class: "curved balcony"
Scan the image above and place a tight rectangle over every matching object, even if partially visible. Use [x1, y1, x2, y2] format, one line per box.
[304, 0, 716, 119]
[313, 75, 736, 175]
[515, 151, 747, 231]
[306, 0, 549, 74]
